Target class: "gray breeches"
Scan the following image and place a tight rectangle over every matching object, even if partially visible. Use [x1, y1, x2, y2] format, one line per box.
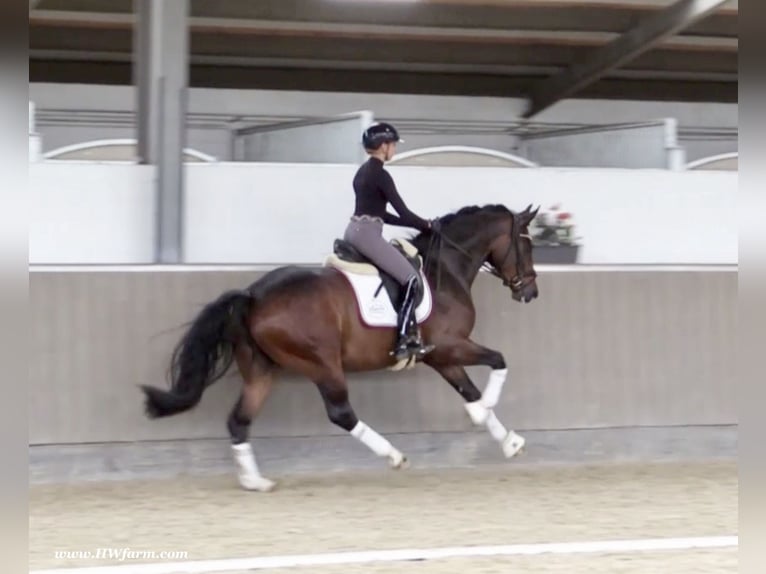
[343, 217, 417, 285]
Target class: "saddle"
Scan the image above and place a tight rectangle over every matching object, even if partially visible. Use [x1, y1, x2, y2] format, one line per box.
[329, 238, 425, 309]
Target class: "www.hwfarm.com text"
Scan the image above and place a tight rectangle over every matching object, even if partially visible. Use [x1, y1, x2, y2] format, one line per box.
[55, 548, 189, 561]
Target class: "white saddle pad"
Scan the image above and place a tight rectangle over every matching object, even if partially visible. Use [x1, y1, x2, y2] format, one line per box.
[327, 259, 433, 328]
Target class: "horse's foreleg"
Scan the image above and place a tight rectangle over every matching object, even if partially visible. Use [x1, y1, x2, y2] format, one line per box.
[428, 338, 512, 408]
[229, 344, 276, 492]
[434, 364, 524, 458]
[426, 342, 525, 458]
[315, 378, 408, 470]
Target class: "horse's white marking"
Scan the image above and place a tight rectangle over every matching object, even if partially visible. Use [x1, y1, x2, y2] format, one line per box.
[30, 536, 738, 574]
[482, 368, 508, 409]
[231, 443, 275, 492]
[350, 421, 406, 468]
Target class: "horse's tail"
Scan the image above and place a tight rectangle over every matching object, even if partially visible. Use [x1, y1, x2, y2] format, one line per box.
[140, 289, 254, 419]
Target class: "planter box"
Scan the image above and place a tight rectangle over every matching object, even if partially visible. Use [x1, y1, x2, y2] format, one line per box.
[532, 245, 580, 264]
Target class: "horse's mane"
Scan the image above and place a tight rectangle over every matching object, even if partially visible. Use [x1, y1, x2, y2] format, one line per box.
[410, 204, 511, 249]
[438, 204, 511, 227]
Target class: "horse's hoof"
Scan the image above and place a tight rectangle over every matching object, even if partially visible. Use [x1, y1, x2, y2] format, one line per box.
[389, 451, 408, 469]
[502, 431, 525, 458]
[239, 475, 276, 492]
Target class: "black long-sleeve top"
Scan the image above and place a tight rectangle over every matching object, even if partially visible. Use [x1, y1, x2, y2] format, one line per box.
[352, 157, 430, 231]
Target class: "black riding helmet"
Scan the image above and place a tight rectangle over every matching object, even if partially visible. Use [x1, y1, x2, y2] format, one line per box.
[362, 122, 403, 150]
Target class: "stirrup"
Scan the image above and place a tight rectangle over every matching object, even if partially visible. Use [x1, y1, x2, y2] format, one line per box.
[390, 331, 434, 361]
[407, 338, 435, 358]
[390, 334, 415, 361]
[411, 340, 435, 354]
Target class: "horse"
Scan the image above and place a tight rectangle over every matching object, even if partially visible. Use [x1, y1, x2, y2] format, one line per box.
[140, 203, 541, 491]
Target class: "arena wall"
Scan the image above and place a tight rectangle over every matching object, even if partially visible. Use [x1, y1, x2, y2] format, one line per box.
[29, 267, 736, 446]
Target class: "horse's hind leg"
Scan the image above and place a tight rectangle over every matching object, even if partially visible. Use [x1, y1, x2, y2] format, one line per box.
[315, 373, 408, 470]
[229, 343, 276, 492]
[253, 306, 407, 470]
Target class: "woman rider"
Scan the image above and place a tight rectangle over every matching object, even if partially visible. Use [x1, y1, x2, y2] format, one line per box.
[343, 122, 437, 361]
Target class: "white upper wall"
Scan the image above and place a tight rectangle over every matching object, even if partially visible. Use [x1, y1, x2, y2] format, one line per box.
[29, 161, 737, 265]
[30, 163, 156, 264]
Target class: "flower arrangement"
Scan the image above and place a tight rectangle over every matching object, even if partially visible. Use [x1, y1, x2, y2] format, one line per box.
[529, 203, 581, 247]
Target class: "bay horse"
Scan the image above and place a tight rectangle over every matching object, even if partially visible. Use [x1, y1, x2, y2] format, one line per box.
[140, 203, 540, 491]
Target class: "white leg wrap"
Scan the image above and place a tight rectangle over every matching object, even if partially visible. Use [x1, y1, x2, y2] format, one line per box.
[464, 400, 489, 425]
[471, 409, 526, 459]
[351, 421, 393, 457]
[463, 369, 525, 459]
[351, 421, 407, 468]
[231, 443, 275, 492]
[232, 442, 261, 474]
[482, 368, 508, 409]
[502, 430, 526, 458]
[484, 410, 509, 442]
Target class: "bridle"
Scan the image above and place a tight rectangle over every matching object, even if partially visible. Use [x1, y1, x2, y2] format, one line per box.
[487, 212, 536, 291]
[424, 211, 536, 294]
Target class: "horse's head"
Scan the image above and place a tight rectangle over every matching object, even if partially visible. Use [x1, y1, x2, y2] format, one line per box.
[416, 203, 541, 303]
[486, 204, 540, 303]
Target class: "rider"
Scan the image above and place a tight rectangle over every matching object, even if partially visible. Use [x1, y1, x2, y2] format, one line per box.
[343, 121, 436, 361]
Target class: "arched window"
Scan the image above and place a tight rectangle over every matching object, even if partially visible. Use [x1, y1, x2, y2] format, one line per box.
[389, 146, 537, 168]
[685, 152, 738, 171]
[43, 139, 217, 163]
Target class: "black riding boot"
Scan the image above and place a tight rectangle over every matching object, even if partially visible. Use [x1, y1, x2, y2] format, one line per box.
[391, 276, 434, 361]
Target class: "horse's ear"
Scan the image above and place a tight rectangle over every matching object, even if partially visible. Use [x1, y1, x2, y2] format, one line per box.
[519, 204, 539, 225]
